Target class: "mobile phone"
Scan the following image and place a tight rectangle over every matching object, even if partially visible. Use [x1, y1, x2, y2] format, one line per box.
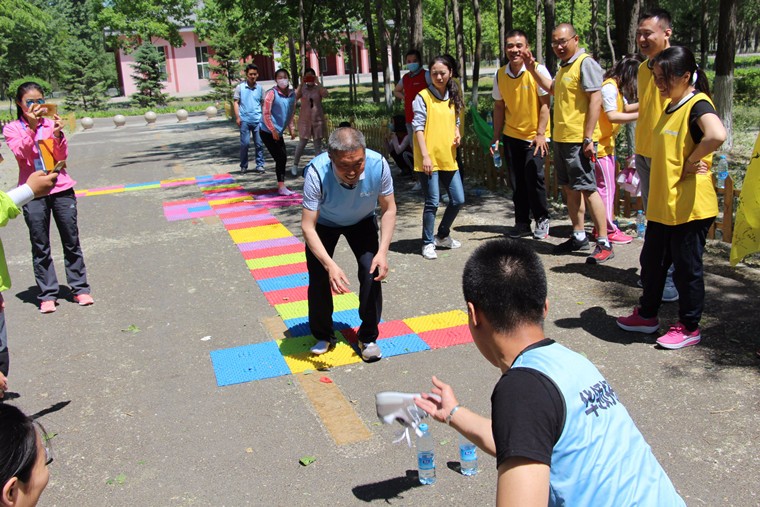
[40, 103, 58, 118]
[52, 160, 66, 173]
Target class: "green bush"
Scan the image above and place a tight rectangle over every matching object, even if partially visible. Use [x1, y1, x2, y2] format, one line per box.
[6, 76, 53, 100]
[734, 68, 760, 104]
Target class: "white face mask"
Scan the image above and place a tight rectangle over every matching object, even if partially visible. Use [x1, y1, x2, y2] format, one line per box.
[277, 78, 289, 88]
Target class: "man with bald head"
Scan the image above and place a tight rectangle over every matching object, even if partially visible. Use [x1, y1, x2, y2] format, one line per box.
[301, 127, 397, 361]
[524, 24, 613, 264]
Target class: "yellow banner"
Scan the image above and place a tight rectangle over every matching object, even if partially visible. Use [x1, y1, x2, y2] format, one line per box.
[730, 132, 760, 266]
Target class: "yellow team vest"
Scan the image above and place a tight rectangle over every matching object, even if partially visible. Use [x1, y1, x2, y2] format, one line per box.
[496, 65, 552, 141]
[635, 60, 666, 158]
[413, 88, 458, 172]
[553, 53, 602, 143]
[647, 92, 719, 225]
[597, 78, 623, 158]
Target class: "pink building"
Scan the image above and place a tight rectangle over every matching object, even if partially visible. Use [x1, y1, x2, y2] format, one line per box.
[115, 28, 369, 97]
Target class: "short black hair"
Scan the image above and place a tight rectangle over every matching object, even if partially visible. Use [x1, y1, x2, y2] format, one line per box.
[0, 404, 38, 486]
[639, 8, 672, 29]
[405, 49, 422, 63]
[462, 239, 547, 334]
[245, 63, 259, 73]
[505, 29, 529, 42]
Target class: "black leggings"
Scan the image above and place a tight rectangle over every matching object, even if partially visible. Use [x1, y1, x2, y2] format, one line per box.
[260, 130, 287, 183]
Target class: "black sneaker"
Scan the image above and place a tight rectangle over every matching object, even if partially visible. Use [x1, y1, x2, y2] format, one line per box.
[553, 236, 590, 254]
[508, 222, 532, 238]
[240, 167, 248, 174]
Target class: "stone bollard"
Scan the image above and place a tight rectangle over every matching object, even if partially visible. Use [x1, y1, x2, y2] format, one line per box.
[81, 117, 94, 130]
[205, 106, 218, 119]
[176, 109, 189, 122]
[113, 114, 126, 127]
[144, 111, 157, 124]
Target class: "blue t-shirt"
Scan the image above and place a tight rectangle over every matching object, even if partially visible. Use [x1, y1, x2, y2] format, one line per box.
[234, 83, 262, 124]
[302, 150, 393, 228]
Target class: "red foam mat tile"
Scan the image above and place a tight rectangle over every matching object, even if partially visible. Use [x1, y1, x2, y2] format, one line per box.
[243, 243, 305, 260]
[215, 208, 270, 219]
[250, 262, 308, 280]
[418, 324, 473, 349]
[341, 320, 416, 345]
[262, 286, 309, 306]
[224, 217, 281, 230]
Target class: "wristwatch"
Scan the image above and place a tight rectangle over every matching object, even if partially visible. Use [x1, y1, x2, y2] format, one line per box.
[582, 137, 593, 146]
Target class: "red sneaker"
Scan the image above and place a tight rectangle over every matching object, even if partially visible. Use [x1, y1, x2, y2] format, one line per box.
[74, 294, 94, 306]
[656, 323, 701, 349]
[616, 307, 660, 334]
[40, 300, 56, 314]
[586, 243, 614, 264]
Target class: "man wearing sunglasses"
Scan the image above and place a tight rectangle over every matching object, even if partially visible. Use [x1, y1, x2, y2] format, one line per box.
[300, 127, 396, 361]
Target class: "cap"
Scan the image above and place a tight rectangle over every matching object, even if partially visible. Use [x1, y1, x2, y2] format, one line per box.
[419, 423, 428, 432]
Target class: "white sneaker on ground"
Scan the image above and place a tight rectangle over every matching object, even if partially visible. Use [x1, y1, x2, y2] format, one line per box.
[290, 166, 298, 176]
[310, 339, 336, 355]
[278, 186, 295, 196]
[434, 235, 461, 249]
[422, 243, 437, 260]
[361, 341, 382, 361]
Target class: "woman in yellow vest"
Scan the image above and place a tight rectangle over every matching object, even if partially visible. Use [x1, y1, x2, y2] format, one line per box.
[617, 46, 726, 350]
[412, 56, 465, 260]
[596, 54, 643, 245]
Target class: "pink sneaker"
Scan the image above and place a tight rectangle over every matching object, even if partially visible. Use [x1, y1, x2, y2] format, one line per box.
[74, 294, 94, 306]
[616, 307, 659, 333]
[40, 300, 57, 314]
[608, 229, 633, 245]
[656, 323, 701, 349]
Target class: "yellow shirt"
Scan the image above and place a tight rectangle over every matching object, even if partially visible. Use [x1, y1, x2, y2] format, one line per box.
[598, 78, 623, 158]
[413, 88, 458, 172]
[554, 53, 602, 143]
[496, 65, 552, 141]
[635, 60, 666, 158]
[647, 92, 718, 225]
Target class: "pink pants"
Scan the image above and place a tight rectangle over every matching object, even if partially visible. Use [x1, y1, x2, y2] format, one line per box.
[595, 155, 619, 233]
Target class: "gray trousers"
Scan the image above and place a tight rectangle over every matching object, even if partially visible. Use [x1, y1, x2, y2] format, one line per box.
[23, 189, 90, 302]
[635, 154, 652, 211]
[0, 304, 7, 376]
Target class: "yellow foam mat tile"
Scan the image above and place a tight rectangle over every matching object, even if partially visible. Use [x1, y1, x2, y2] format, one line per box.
[332, 292, 360, 312]
[246, 252, 306, 270]
[229, 224, 293, 244]
[404, 310, 468, 334]
[278, 334, 361, 373]
[208, 196, 252, 206]
[161, 177, 196, 184]
[124, 184, 161, 192]
[274, 293, 358, 321]
[86, 189, 125, 196]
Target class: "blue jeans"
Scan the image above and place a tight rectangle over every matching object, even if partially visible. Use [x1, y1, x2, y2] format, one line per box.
[419, 170, 465, 245]
[240, 120, 264, 170]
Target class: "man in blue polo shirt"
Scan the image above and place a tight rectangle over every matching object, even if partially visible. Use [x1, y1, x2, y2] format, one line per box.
[301, 127, 396, 361]
[233, 64, 265, 174]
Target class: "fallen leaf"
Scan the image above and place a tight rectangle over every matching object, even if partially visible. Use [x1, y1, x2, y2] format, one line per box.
[201, 336, 212, 341]
[303, 369, 314, 375]
[439, 439, 449, 445]
[246, 447, 253, 453]
[299, 456, 316, 466]
[319, 376, 333, 384]
[121, 324, 140, 334]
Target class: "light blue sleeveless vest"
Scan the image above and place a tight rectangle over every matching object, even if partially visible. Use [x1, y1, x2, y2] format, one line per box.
[309, 150, 385, 228]
[512, 343, 685, 506]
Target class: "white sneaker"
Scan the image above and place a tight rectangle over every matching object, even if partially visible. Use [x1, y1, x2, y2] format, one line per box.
[422, 243, 437, 260]
[310, 339, 335, 355]
[361, 341, 382, 361]
[434, 235, 461, 249]
[412, 181, 422, 191]
[278, 186, 295, 196]
[290, 166, 298, 176]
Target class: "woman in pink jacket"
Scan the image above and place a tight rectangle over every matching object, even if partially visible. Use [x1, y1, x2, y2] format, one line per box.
[2, 82, 93, 314]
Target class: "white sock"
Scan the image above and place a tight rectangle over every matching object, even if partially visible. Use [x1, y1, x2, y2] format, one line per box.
[573, 230, 587, 241]
[597, 237, 610, 248]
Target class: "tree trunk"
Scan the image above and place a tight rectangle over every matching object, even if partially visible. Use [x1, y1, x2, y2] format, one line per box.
[471, 0, 482, 104]
[505, 0, 513, 33]
[444, 0, 451, 54]
[544, 0, 556, 71]
[605, 0, 616, 64]
[535, 0, 544, 64]
[614, 0, 640, 55]
[590, 0, 599, 58]
[700, 0, 709, 67]
[714, 0, 737, 151]
[376, 0, 393, 112]
[298, 0, 306, 81]
[627, 0, 641, 54]
[409, 0, 423, 52]
[287, 35, 299, 90]
[452, 0, 466, 91]
[363, 0, 380, 102]
[392, 1, 402, 83]
[497, 0, 505, 66]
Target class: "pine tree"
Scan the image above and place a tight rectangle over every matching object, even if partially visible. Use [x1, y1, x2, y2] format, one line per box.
[62, 38, 110, 111]
[130, 42, 168, 107]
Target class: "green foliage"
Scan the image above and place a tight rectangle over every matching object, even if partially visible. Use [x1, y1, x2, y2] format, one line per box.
[130, 43, 168, 107]
[734, 68, 760, 106]
[98, 0, 196, 49]
[8, 76, 52, 99]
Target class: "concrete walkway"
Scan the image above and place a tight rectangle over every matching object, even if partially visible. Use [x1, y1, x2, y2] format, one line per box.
[0, 114, 758, 506]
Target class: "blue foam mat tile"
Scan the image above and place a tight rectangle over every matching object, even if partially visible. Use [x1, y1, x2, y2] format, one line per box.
[210, 341, 291, 386]
[197, 179, 235, 187]
[283, 309, 363, 337]
[377, 333, 430, 358]
[257, 273, 310, 292]
[126, 181, 160, 188]
[188, 204, 212, 213]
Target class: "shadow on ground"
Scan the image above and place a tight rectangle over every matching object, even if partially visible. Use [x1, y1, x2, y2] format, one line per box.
[352, 470, 421, 502]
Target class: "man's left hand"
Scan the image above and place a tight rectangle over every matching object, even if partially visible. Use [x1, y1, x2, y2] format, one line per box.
[532, 134, 548, 157]
[370, 252, 389, 281]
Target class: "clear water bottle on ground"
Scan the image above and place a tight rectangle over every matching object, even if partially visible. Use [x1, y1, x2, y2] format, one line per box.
[714, 155, 729, 189]
[417, 423, 436, 485]
[492, 143, 502, 168]
[459, 434, 478, 476]
[487, 111, 493, 127]
[636, 210, 646, 239]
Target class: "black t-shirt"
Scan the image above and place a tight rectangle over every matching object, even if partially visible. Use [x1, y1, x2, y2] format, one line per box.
[491, 339, 566, 468]
[666, 93, 717, 144]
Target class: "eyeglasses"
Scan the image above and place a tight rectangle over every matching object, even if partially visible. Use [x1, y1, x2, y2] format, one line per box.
[25, 99, 46, 107]
[551, 36, 576, 48]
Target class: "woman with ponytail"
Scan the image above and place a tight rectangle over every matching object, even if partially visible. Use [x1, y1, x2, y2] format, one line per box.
[617, 46, 726, 350]
[0, 404, 52, 506]
[412, 55, 465, 260]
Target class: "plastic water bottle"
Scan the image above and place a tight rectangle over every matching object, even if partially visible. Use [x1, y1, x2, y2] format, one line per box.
[636, 210, 646, 239]
[459, 434, 478, 476]
[492, 143, 502, 168]
[714, 155, 729, 189]
[417, 423, 436, 484]
[486, 111, 493, 127]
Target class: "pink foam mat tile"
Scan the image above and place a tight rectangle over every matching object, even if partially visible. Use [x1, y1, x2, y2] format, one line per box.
[163, 198, 209, 207]
[262, 286, 309, 306]
[250, 262, 308, 280]
[237, 236, 302, 252]
[215, 208, 270, 219]
[418, 324, 473, 349]
[243, 243, 305, 260]
[224, 217, 281, 230]
[221, 214, 275, 226]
